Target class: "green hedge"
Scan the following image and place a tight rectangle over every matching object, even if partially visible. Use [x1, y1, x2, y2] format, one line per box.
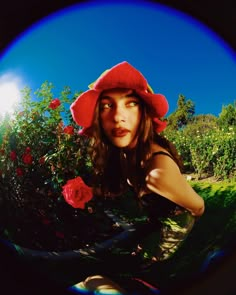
[164, 128, 236, 180]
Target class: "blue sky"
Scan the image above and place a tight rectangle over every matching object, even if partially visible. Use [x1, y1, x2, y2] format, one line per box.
[0, 0, 236, 117]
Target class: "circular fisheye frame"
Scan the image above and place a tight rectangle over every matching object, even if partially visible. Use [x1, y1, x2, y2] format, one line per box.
[0, 1, 235, 295]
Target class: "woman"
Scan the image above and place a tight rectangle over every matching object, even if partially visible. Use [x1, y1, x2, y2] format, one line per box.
[70, 61, 205, 294]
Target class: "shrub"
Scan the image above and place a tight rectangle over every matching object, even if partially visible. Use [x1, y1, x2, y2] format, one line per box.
[0, 82, 94, 250]
[164, 127, 236, 180]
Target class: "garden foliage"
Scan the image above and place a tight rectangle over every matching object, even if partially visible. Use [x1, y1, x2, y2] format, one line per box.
[164, 122, 235, 180]
[0, 82, 94, 250]
[0, 81, 91, 196]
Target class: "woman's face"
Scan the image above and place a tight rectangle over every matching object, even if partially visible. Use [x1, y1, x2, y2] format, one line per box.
[99, 88, 142, 149]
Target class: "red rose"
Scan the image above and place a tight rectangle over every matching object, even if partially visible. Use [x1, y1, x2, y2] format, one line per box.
[49, 98, 61, 110]
[39, 156, 45, 165]
[25, 147, 31, 153]
[42, 218, 51, 225]
[10, 150, 17, 161]
[55, 231, 65, 239]
[16, 167, 24, 176]
[63, 125, 74, 135]
[22, 153, 33, 165]
[62, 176, 93, 209]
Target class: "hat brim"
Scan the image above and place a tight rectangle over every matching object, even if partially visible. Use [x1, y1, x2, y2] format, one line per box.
[70, 89, 100, 127]
[70, 88, 169, 134]
[135, 90, 169, 117]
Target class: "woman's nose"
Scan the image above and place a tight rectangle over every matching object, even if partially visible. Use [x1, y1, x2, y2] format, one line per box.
[113, 106, 126, 123]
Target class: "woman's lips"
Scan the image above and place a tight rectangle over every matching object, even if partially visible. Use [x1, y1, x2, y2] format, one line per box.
[111, 128, 130, 137]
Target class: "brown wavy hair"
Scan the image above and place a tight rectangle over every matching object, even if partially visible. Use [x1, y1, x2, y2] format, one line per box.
[87, 92, 182, 197]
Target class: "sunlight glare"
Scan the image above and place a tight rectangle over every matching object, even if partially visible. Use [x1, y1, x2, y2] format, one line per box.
[0, 73, 22, 117]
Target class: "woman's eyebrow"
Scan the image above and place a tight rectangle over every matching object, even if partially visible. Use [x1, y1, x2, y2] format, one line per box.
[100, 96, 111, 100]
[100, 91, 138, 100]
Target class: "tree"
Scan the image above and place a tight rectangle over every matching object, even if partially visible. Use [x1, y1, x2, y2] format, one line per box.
[167, 94, 195, 130]
[183, 114, 218, 137]
[218, 101, 236, 129]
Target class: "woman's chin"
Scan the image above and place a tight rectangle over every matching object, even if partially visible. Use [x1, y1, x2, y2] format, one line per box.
[112, 142, 129, 148]
[108, 134, 137, 149]
[112, 141, 137, 150]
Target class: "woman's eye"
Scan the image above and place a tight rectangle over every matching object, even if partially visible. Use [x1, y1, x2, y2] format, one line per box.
[127, 101, 139, 107]
[100, 103, 112, 110]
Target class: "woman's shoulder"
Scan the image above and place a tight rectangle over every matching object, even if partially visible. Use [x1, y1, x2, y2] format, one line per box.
[150, 143, 174, 162]
[144, 143, 182, 192]
[151, 143, 169, 153]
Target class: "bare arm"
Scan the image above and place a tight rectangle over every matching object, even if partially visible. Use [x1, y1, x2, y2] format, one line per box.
[145, 154, 205, 217]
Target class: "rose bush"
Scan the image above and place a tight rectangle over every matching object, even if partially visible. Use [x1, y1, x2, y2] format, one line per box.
[62, 176, 93, 209]
[0, 81, 95, 250]
[0, 81, 91, 194]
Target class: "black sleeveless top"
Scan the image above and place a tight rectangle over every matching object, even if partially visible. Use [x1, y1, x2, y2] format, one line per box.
[102, 151, 195, 263]
[140, 151, 179, 220]
[134, 151, 195, 261]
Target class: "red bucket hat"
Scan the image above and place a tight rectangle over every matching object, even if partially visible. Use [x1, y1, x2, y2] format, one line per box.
[70, 61, 169, 135]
